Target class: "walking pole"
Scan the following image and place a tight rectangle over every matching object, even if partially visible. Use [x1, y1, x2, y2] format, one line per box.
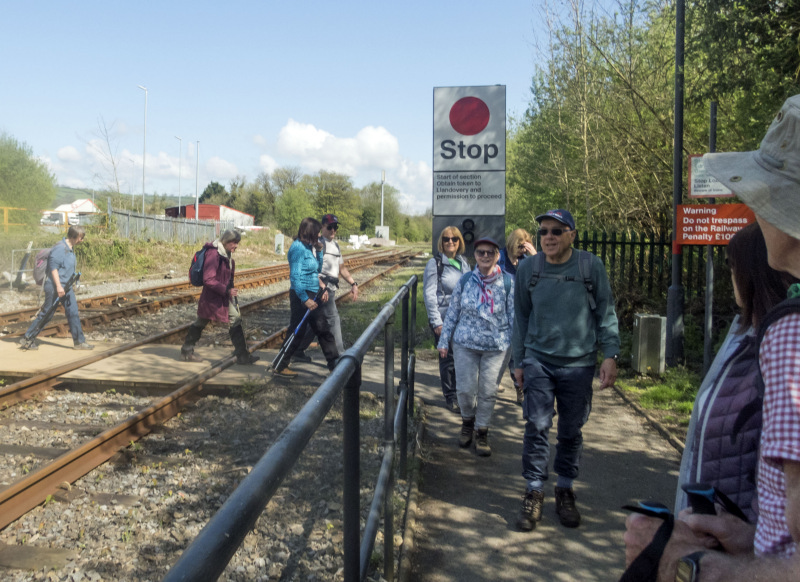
[271, 285, 327, 371]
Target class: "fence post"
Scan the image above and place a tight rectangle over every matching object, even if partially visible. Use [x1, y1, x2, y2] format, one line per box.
[342, 363, 362, 582]
[399, 294, 409, 480]
[383, 315, 396, 582]
[610, 232, 618, 288]
[409, 281, 417, 416]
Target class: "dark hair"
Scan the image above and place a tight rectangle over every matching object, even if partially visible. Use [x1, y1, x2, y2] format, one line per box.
[727, 223, 798, 331]
[297, 217, 322, 245]
[67, 225, 85, 241]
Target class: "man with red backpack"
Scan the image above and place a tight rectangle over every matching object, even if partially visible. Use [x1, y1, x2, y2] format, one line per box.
[20, 226, 93, 351]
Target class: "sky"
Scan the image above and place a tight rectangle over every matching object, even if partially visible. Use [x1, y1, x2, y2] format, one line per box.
[1, 0, 550, 216]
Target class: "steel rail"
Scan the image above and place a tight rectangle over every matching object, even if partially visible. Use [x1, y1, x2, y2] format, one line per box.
[0, 249, 404, 337]
[0, 251, 418, 532]
[0, 249, 393, 328]
[0, 251, 414, 409]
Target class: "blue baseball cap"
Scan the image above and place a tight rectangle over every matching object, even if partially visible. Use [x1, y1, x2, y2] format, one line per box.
[535, 209, 576, 230]
[472, 236, 501, 250]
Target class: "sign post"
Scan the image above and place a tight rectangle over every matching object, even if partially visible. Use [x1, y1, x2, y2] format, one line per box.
[432, 85, 506, 258]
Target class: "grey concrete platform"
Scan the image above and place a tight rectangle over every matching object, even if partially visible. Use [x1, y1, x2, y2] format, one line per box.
[407, 358, 681, 582]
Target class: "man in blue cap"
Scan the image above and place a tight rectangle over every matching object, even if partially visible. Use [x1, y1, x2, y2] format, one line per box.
[513, 208, 620, 531]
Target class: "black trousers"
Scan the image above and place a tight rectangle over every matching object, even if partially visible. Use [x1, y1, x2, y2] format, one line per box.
[435, 330, 457, 403]
[279, 289, 339, 370]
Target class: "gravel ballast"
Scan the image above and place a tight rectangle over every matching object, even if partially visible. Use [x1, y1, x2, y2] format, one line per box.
[0, 264, 421, 581]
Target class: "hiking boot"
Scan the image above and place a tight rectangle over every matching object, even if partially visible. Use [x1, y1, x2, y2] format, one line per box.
[292, 350, 312, 363]
[475, 428, 491, 457]
[555, 486, 581, 528]
[181, 350, 205, 363]
[236, 353, 260, 365]
[18, 338, 38, 350]
[517, 489, 544, 531]
[459, 417, 475, 448]
[445, 399, 461, 415]
[73, 342, 95, 350]
[273, 367, 298, 378]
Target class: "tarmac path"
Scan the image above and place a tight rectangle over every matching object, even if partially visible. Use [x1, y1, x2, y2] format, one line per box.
[408, 364, 681, 581]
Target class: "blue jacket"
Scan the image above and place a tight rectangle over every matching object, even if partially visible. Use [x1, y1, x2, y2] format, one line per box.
[437, 269, 514, 352]
[288, 239, 324, 302]
[47, 238, 76, 284]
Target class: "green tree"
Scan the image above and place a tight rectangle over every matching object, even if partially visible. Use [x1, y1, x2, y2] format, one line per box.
[687, 0, 800, 150]
[275, 186, 314, 235]
[359, 181, 401, 235]
[0, 132, 57, 227]
[271, 166, 303, 195]
[307, 170, 361, 236]
[247, 171, 276, 226]
[199, 181, 228, 205]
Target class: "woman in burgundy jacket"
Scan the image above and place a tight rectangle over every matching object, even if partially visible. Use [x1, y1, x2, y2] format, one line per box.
[181, 229, 258, 365]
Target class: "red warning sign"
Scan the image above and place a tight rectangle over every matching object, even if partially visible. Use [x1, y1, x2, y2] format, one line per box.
[677, 204, 755, 245]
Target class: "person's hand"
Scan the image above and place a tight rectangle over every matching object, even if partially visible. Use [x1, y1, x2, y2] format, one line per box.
[314, 240, 324, 252]
[598, 358, 617, 389]
[679, 509, 756, 556]
[321, 289, 329, 303]
[624, 512, 720, 580]
[229, 287, 238, 298]
[438, 347, 448, 358]
[351, 285, 359, 301]
[434, 325, 442, 337]
[521, 241, 536, 256]
[56, 285, 65, 298]
[304, 298, 318, 311]
[514, 368, 524, 389]
[624, 513, 662, 566]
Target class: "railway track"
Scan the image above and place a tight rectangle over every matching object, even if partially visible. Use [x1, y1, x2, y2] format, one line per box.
[0, 251, 419, 533]
[0, 248, 402, 338]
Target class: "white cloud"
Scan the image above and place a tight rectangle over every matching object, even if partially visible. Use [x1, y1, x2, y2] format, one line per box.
[259, 154, 278, 174]
[57, 146, 81, 162]
[253, 134, 267, 146]
[205, 156, 238, 183]
[274, 119, 431, 214]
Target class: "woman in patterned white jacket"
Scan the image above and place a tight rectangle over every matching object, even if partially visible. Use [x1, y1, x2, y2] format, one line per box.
[437, 236, 514, 457]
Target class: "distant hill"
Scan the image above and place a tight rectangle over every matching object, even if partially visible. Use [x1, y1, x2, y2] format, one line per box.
[55, 186, 93, 206]
[54, 186, 180, 211]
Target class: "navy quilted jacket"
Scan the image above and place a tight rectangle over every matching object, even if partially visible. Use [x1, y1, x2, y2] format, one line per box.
[686, 331, 761, 522]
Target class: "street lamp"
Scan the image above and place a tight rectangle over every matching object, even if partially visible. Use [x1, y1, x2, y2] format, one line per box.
[195, 140, 200, 221]
[137, 85, 148, 215]
[174, 136, 182, 216]
[380, 170, 386, 227]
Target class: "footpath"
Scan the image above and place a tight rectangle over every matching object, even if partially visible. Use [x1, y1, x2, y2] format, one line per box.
[404, 358, 681, 581]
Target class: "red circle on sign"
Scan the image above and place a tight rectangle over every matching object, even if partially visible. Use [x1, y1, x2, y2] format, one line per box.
[449, 97, 490, 136]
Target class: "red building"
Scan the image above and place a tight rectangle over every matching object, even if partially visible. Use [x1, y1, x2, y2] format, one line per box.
[165, 204, 255, 227]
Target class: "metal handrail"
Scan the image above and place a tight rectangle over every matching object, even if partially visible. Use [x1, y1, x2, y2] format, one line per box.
[163, 275, 418, 582]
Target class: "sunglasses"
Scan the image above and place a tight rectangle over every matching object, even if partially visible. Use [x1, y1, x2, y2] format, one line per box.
[441, 236, 458, 243]
[326, 223, 339, 231]
[539, 228, 570, 236]
[474, 249, 497, 257]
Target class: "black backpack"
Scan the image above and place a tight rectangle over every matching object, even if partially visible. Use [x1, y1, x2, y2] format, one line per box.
[189, 245, 209, 286]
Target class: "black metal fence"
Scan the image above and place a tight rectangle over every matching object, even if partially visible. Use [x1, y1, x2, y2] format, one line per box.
[538, 230, 730, 312]
[163, 275, 419, 582]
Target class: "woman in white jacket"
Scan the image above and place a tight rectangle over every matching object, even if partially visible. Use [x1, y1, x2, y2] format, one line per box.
[423, 227, 470, 414]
